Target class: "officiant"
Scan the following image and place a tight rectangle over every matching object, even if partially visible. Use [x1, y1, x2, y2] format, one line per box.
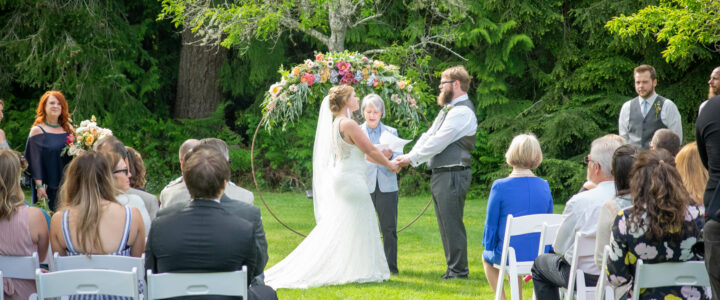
[361, 93, 402, 275]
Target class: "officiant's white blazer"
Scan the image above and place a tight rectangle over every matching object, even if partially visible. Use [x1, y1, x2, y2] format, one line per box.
[361, 122, 401, 193]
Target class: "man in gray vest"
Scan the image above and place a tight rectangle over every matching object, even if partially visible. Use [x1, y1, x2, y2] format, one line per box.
[618, 64, 682, 149]
[395, 65, 477, 279]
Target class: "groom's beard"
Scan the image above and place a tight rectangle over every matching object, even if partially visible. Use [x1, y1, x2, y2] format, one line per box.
[437, 90, 454, 106]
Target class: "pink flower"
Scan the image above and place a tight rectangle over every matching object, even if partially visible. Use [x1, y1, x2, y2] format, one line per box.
[340, 72, 356, 84]
[397, 81, 407, 89]
[617, 215, 627, 235]
[300, 73, 315, 86]
[362, 57, 368, 62]
[336, 61, 350, 75]
[66, 135, 74, 145]
[634, 243, 658, 260]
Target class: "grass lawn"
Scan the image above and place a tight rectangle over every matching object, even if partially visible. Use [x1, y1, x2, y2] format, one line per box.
[258, 192, 565, 299]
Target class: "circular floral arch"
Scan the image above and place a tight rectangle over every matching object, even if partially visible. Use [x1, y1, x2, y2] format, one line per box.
[252, 51, 433, 237]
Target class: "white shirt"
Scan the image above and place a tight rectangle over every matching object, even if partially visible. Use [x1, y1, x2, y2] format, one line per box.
[552, 181, 616, 276]
[408, 94, 478, 167]
[618, 92, 683, 146]
[116, 193, 151, 236]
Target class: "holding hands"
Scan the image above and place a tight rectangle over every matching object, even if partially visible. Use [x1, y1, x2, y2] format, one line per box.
[393, 155, 412, 168]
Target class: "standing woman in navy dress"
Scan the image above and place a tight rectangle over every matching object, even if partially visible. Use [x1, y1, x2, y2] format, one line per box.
[24, 91, 73, 211]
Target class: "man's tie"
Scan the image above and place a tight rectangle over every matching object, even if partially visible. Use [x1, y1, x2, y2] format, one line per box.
[641, 100, 648, 117]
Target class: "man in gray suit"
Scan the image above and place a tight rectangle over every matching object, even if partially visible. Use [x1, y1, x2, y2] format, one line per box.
[160, 138, 253, 209]
[360, 93, 401, 274]
[395, 66, 477, 279]
[618, 64, 682, 149]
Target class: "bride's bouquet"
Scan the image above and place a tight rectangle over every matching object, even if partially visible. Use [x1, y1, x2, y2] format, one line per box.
[62, 115, 113, 156]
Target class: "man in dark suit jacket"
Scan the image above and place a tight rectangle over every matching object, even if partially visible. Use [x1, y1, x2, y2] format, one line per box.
[146, 145, 276, 299]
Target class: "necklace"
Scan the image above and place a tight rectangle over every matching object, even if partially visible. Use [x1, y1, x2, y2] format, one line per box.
[43, 121, 61, 128]
[510, 169, 534, 176]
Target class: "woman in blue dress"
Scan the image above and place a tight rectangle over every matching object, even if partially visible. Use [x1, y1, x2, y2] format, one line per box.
[482, 133, 553, 300]
[24, 90, 73, 211]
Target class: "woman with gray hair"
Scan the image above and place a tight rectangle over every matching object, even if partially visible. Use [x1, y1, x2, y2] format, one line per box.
[360, 93, 402, 274]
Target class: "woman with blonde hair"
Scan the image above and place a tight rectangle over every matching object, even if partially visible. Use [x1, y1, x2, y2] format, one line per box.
[24, 90, 74, 211]
[482, 133, 553, 300]
[50, 151, 145, 299]
[0, 149, 49, 300]
[676, 142, 708, 206]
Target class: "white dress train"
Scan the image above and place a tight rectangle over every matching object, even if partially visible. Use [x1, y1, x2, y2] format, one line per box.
[264, 116, 390, 289]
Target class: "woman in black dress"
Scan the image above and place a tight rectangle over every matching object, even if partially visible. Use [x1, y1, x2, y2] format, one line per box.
[24, 90, 73, 211]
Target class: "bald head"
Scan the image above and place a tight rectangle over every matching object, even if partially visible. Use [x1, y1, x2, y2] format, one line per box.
[179, 139, 200, 165]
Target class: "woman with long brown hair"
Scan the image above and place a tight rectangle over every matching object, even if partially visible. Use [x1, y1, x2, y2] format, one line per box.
[50, 151, 145, 299]
[676, 142, 708, 206]
[607, 149, 707, 299]
[23, 90, 74, 211]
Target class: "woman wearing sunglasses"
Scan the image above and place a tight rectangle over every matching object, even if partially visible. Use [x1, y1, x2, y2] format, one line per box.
[103, 151, 151, 235]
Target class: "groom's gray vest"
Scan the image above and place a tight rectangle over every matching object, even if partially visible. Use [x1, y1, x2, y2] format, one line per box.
[629, 96, 667, 149]
[427, 100, 476, 169]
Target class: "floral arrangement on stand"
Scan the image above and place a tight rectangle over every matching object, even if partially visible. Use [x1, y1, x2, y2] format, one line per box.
[62, 115, 113, 156]
[261, 51, 425, 133]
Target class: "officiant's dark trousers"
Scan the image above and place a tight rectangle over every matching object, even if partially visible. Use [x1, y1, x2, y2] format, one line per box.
[431, 167, 471, 276]
[370, 183, 399, 274]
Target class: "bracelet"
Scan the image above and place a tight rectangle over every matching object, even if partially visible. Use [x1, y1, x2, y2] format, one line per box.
[35, 183, 47, 190]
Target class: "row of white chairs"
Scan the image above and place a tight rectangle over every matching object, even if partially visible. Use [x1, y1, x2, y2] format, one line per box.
[0, 253, 248, 299]
[494, 214, 711, 300]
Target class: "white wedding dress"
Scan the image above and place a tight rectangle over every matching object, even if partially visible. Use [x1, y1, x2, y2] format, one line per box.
[264, 98, 390, 289]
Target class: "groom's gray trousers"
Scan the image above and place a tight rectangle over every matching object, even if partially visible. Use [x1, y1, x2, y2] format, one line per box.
[430, 166, 471, 276]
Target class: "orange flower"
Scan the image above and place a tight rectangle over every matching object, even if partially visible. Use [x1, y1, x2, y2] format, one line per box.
[292, 67, 300, 76]
[397, 81, 407, 89]
[84, 134, 94, 146]
[316, 53, 324, 61]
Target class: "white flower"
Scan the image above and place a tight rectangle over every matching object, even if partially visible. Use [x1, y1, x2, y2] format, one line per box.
[304, 59, 314, 68]
[686, 205, 699, 221]
[289, 85, 297, 92]
[634, 243, 658, 260]
[609, 238, 623, 261]
[681, 286, 702, 300]
[269, 83, 283, 99]
[664, 241, 674, 259]
[679, 237, 697, 260]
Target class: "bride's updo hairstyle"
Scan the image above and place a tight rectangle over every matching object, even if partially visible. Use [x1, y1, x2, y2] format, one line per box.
[328, 85, 354, 113]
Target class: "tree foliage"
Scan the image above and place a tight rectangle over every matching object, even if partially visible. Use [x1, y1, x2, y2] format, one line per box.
[606, 0, 720, 64]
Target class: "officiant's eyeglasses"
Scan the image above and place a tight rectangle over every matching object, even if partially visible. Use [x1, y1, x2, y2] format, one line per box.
[113, 169, 129, 176]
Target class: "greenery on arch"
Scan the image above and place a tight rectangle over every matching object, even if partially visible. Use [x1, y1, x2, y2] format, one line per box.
[260, 51, 428, 133]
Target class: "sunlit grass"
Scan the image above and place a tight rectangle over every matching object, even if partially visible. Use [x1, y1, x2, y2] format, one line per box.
[257, 192, 565, 299]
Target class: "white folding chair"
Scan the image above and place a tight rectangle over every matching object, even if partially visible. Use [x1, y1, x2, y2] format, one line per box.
[0, 270, 3, 300]
[632, 259, 710, 300]
[565, 232, 598, 300]
[146, 266, 248, 300]
[35, 267, 140, 299]
[594, 245, 614, 300]
[0, 252, 40, 280]
[53, 253, 146, 298]
[494, 213, 564, 300]
[531, 223, 562, 300]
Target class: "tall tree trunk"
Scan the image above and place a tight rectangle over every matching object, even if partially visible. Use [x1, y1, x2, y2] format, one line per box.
[328, 5, 348, 52]
[174, 29, 227, 119]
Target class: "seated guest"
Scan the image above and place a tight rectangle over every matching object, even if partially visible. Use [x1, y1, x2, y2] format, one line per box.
[161, 138, 253, 208]
[531, 135, 622, 300]
[0, 149, 49, 300]
[95, 136, 159, 218]
[607, 149, 706, 299]
[102, 151, 151, 235]
[649, 128, 681, 156]
[50, 151, 145, 300]
[675, 142, 708, 206]
[482, 133, 553, 300]
[125, 146, 148, 191]
[159, 138, 200, 208]
[594, 144, 639, 268]
[146, 145, 276, 300]
[579, 134, 626, 192]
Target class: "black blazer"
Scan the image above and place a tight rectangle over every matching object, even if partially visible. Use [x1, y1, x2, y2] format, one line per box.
[156, 194, 268, 272]
[145, 200, 258, 299]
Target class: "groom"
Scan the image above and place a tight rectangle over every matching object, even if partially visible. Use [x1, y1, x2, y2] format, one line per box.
[395, 65, 477, 279]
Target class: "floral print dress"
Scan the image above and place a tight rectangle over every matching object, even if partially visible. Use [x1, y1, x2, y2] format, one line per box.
[607, 205, 708, 300]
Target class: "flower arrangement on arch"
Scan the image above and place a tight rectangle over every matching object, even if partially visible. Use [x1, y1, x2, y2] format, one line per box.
[261, 51, 425, 133]
[62, 115, 113, 156]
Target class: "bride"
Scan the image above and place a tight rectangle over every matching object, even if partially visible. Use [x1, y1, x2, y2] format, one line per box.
[264, 85, 399, 289]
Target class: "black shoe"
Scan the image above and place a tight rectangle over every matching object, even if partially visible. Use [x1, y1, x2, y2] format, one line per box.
[442, 273, 468, 280]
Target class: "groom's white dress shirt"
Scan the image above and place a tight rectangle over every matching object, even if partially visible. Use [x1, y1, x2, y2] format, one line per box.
[407, 94, 477, 167]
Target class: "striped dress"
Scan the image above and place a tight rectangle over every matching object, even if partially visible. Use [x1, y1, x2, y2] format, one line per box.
[61, 206, 142, 299]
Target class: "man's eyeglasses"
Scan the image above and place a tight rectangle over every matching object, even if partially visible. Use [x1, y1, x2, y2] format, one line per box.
[113, 169, 129, 176]
[440, 80, 456, 86]
[583, 155, 594, 165]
